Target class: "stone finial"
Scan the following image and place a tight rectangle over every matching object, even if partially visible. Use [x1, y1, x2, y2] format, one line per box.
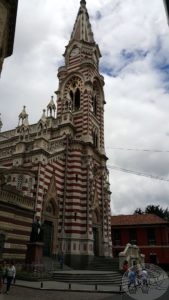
[47, 96, 56, 117]
[18, 106, 29, 126]
[40, 109, 47, 123]
[19, 106, 27, 118]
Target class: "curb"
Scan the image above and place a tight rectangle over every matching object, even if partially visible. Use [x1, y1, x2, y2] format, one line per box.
[15, 283, 125, 294]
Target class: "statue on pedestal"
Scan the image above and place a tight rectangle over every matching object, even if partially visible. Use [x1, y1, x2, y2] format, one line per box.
[30, 218, 44, 243]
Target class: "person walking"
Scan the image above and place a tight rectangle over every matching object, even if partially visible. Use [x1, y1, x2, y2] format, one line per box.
[128, 269, 137, 289]
[5, 261, 15, 294]
[141, 268, 149, 286]
[11, 262, 16, 285]
[123, 260, 129, 275]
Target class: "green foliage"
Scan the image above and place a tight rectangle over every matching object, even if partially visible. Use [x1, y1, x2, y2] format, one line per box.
[134, 205, 169, 221]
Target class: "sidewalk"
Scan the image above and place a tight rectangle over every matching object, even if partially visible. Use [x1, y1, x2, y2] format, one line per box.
[15, 279, 124, 294]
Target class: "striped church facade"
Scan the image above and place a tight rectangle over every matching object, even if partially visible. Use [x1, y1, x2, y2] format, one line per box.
[0, 0, 112, 267]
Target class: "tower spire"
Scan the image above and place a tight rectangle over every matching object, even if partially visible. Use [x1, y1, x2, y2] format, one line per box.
[69, 0, 94, 43]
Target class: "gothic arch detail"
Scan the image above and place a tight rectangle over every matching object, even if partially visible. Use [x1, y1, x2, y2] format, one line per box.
[37, 122, 47, 136]
[63, 76, 83, 111]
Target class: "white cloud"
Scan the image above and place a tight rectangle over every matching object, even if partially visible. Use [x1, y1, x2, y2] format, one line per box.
[0, 0, 169, 214]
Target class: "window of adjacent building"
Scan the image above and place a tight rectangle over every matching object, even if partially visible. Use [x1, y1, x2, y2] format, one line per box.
[129, 229, 137, 245]
[147, 228, 156, 245]
[113, 229, 121, 246]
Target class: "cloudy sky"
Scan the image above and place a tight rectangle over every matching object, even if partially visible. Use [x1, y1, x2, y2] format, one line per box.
[1, 0, 169, 215]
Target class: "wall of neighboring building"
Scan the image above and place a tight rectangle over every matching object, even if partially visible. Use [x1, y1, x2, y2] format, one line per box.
[164, 0, 169, 24]
[0, 0, 18, 75]
[111, 224, 169, 266]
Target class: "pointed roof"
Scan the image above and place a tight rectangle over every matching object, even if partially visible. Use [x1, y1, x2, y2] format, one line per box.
[70, 0, 95, 43]
[39, 109, 47, 123]
[18, 106, 29, 126]
[19, 106, 28, 119]
[47, 96, 56, 110]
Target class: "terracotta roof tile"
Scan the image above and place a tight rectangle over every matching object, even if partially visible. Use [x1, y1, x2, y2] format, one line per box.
[111, 214, 168, 226]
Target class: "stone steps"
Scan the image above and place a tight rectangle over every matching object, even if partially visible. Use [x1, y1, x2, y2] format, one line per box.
[85, 256, 120, 272]
[52, 271, 124, 285]
[42, 257, 72, 271]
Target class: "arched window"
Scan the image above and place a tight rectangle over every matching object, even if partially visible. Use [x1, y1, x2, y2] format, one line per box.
[65, 76, 82, 112]
[17, 175, 23, 191]
[92, 95, 97, 116]
[68, 89, 81, 111]
[69, 90, 73, 102]
[75, 88, 80, 110]
[92, 130, 98, 148]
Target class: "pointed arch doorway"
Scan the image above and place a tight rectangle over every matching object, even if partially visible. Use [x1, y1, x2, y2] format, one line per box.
[92, 208, 101, 257]
[43, 220, 53, 257]
[42, 198, 59, 257]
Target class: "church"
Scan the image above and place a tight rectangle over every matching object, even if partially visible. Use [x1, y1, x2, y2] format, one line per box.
[0, 0, 112, 267]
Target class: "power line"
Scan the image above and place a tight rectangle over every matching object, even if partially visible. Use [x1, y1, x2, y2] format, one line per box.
[106, 147, 169, 153]
[107, 164, 169, 183]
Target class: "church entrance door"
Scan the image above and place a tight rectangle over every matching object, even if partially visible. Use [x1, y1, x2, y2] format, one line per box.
[43, 221, 53, 257]
[93, 227, 99, 256]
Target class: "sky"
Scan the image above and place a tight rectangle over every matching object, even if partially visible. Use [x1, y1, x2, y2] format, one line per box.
[0, 0, 169, 215]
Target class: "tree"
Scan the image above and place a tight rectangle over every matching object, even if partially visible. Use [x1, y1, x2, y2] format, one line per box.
[134, 205, 169, 222]
[134, 208, 144, 215]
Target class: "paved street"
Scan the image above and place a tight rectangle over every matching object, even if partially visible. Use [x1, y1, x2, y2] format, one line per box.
[0, 285, 169, 300]
[0, 287, 115, 300]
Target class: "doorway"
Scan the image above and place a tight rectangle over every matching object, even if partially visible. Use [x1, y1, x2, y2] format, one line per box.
[93, 227, 99, 256]
[43, 221, 53, 257]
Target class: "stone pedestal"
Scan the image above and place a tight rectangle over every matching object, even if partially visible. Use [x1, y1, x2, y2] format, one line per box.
[25, 242, 43, 267]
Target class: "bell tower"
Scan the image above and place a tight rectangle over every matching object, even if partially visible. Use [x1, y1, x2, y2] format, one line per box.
[55, 0, 112, 267]
[56, 0, 105, 155]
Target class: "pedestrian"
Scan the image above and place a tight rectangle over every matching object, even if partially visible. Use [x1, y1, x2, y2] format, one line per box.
[11, 261, 16, 284]
[123, 260, 129, 275]
[5, 261, 15, 294]
[141, 268, 148, 286]
[128, 269, 137, 289]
